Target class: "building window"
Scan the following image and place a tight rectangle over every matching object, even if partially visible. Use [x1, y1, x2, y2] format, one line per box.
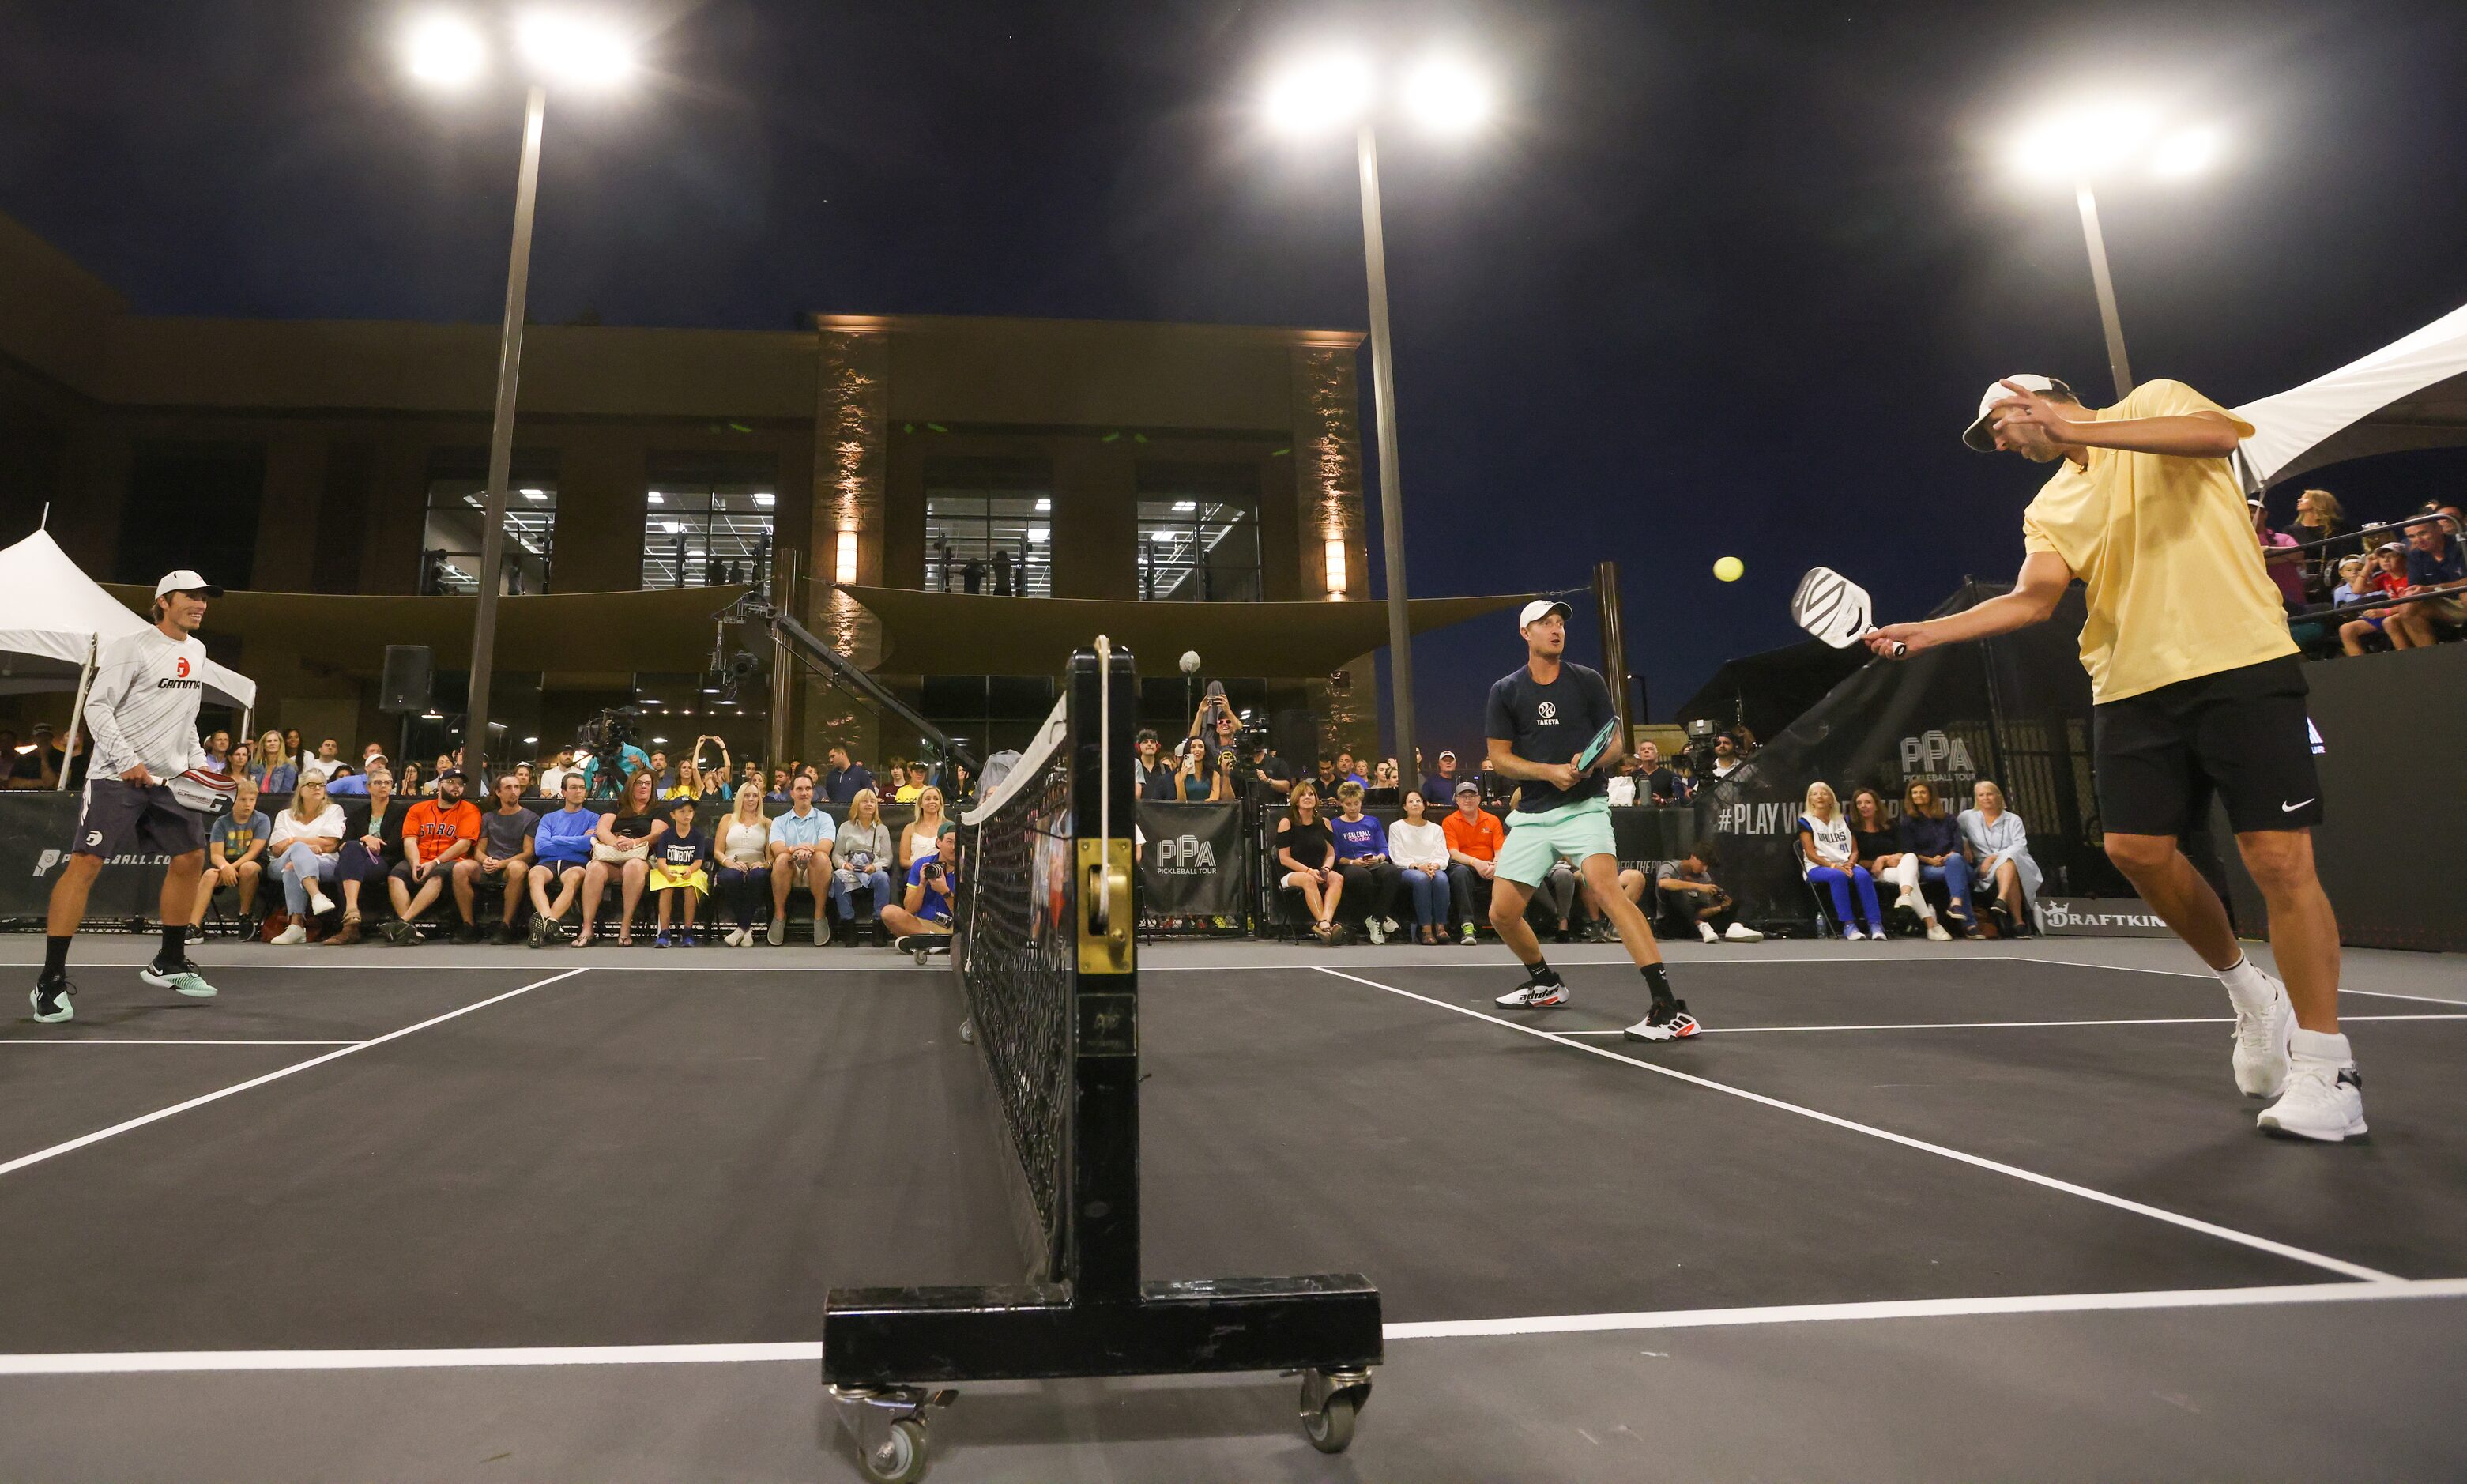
[925, 456, 1052, 597]
[421, 456, 556, 596]
[1136, 461, 1261, 602]
[642, 455, 777, 590]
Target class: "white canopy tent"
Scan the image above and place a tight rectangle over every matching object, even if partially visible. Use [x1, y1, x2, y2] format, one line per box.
[0, 529, 258, 786]
[2235, 300, 2467, 492]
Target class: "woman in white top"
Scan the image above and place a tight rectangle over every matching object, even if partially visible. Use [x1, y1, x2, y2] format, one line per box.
[1957, 779, 2042, 936]
[833, 789, 897, 938]
[900, 786, 947, 871]
[1386, 789, 1453, 944]
[714, 782, 772, 947]
[1798, 781, 1887, 940]
[268, 776, 345, 943]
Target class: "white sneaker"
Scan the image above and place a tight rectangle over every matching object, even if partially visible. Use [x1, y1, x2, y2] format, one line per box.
[1723, 922, 1764, 943]
[1842, 928, 1866, 942]
[1924, 918, 1953, 942]
[1895, 888, 1919, 914]
[1380, 917, 1401, 936]
[1699, 921, 1719, 944]
[2230, 977, 2296, 1099]
[272, 923, 308, 945]
[307, 885, 336, 917]
[1494, 974, 1569, 1008]
[2257, 1039, 2366, 1142]
[1366, 917, 1387, 945]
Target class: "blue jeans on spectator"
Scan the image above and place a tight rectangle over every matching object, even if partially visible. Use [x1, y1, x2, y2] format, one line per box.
[1919, 857, 1975, 922]
[715, 864, 766, 929]
[832, 868, 892, 922]
[1399, 867, 1448, 930]
[278, 842, 338, 915]
[1807, 864, 1884, 935]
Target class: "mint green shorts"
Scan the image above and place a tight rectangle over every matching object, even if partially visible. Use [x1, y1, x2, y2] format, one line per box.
[1494, 797, 1617, 888]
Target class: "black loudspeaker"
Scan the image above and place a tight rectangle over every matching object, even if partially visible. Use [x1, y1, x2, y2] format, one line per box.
[1271, 708, 1320, 769]
[379, 645, 433, 715]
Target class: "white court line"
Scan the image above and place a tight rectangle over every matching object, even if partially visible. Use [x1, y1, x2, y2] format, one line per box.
[6, 1278, 2463, 1374]
[0, 968, 589, 1182]
[1313, 966, 2401, 1284]
[2009, 955, 2467, 1008]
[0, 1039, 360, 1046]
[1554, 1012, 2467, 1036]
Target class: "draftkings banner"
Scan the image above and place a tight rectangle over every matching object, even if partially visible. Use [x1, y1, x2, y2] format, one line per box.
[1137, 801, 1246, 920]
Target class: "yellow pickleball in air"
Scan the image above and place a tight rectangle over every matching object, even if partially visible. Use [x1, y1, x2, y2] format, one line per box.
[1713, 556, 1745, 582]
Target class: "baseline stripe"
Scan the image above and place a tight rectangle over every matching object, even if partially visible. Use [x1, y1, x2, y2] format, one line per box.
[1313, 966, 2401, 1283]
[1554, 1012, 2467, 1036]
[0, 968, 589, 1181]
[0, 1039, 360, 1046]
[7, 1280, 2463, 1373]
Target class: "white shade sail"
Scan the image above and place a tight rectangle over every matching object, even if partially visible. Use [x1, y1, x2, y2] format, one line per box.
[2235, 300, 2467, 492]
[0, 529, 257, 706]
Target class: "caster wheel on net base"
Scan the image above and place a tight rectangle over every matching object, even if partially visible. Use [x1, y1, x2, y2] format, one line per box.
[1295, 1366, 1373, 1455]
[828, 1384, 952, 1484]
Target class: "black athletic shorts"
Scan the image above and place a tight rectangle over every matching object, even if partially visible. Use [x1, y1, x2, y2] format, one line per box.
[73, 778, 208, 859]
[2092, 654, 2320, 837]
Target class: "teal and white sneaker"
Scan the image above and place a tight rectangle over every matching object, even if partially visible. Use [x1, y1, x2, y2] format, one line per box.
[139, 957, 217, 998]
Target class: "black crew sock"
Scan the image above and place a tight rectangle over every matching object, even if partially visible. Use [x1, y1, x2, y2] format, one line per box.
[43, 934, 71, 977]
[1641, 962, 1676, 1011]
[1525, 955, 1557, 982]
[158, 922, 186, 966]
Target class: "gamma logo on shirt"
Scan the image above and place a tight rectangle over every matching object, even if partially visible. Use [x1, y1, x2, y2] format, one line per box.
[158, 652, 202, 690]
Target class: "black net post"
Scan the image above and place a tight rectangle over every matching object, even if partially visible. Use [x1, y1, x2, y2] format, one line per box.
[1068, 643, 1142, 1301]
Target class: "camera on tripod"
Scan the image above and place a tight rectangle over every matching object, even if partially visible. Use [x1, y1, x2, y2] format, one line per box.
[576, 704, 643, 754]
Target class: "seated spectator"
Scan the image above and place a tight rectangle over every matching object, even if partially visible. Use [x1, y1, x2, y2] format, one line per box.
[2288, 488, 2356, 604]
[2381, 515, 2467, 649]
[1275, 781, 1344, 944]
[1637, 742, 1682, 803]
[2254, 499, 2306, 611]
[645, 749, 674, 793]
[580, 770, 665, 947]
[1798, 781, 1887, 941]
[666, 758, 704, 801]
[1335, 751, 1367, 789]
[1313, 757, 1341, 794]
[649, 797, 712, 947]
[1386, 790, 1452, 945]
[267, 777, 345, 944]
[538, 745, 581, 797]
[397, 761, 424, 797]
[6, 721, 63, 789]
[766, 767, 793, 804]
[299, 737, 346, 787]
[1210, 746, 1241, 804]
[325, 753, 373, 797]
[201, 729, 232, 774]
[880, 827, 960, 941]
[834, 789, 897, 944]
[768, 773, 837, 945]
[1709, 733, 1745, 782]
[1372, 758, 1401, 793]
[284, 728, 306, 765]
[383, 769, 480, 943]
[453, 774, 537, 944]
[1625, 845, 1761, 944]
[1893, 780, 1977, 937]
[1331, 781, 1403, 943]
[226, 739, 252, 785]
[2329, 553, 2367, 607]
[1167, 734, 1222, 802]
[194, 777, 269, 931]
[894, 762, 929, 804]
[1420, 748, 1460, 804]
[822, 744, 876, 807]
[1534, 856, 1588, 944]
[1442, 780, 1505, 946]
[1131, 730, 1171, 799]
[713, 782, 773, 947]
[250, 729, 297, 793]
[900, 786, 948, 870]
[740, 759, 766, 796]
[525, 770, 597, 946]
[1847, 786, 1952, 941]
[326, 764, 406, 944]
[693, 736, 734, 799]
[1958, 780, 2042, 937]
[2339, 544, 2414, 656]
[512, 760, 535, 796]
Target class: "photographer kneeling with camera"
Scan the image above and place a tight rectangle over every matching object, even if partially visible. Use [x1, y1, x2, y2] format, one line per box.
[880, 825, 960, 944]
[1628, 845, 1762, 944]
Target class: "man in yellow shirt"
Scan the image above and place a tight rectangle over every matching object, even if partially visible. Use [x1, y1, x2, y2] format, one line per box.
[1869, 374, 2363, 1143]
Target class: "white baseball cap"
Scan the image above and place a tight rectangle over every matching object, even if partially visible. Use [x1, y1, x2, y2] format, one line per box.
[153, 569, 224, 599]
[1518, 598, 1572, 629]
[1961, 374, 2074, 452]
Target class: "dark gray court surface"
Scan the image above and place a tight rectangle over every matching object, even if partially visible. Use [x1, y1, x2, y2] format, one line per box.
[2, 936, 2462, 1481]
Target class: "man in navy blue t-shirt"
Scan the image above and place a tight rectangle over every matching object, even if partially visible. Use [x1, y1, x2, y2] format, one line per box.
[2385, 517, 2466, 649]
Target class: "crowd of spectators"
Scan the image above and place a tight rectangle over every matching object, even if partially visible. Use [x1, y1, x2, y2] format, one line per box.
[1795, 777, 2040, 942]
[2254, 491, 2465, 657]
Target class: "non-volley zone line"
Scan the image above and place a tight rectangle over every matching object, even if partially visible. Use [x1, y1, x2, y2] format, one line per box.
[1554, 1011, 2467, 1036]
[0, 968, 590, 1182]
[1313, 965, 2401, 1283]
[6, 1279, 2463, 1375]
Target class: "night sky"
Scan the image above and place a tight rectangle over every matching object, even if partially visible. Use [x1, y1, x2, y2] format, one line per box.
[5, 0, 2463, 754]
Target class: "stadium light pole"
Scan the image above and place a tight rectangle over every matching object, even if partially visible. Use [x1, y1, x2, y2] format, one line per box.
[402, 11, 637, 780]
[2009, 101, 2224, 401]
[1264, 51, 1491, 783]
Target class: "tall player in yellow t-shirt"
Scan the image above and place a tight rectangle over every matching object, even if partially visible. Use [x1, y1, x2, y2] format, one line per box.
[1866, 375, 2364, 1143]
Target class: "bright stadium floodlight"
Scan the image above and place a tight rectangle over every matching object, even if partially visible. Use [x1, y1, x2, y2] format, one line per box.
[2148, 124, 2223, 179]
[1264, 51, 1375, 136]
[403, 13, 487, 87]
[1399, 55, 1491, 134]
[514, 11, 637, 88]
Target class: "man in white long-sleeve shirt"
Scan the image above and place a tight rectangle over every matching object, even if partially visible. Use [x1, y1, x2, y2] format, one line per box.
[32, 571, 227, 1023]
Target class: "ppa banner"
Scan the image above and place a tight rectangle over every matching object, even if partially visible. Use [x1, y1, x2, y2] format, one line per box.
[1136, 801, 1245, 920]
[0, 793, 173, 923]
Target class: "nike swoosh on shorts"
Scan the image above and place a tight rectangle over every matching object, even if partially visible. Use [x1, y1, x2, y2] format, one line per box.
[2281, 798, 2315, 812]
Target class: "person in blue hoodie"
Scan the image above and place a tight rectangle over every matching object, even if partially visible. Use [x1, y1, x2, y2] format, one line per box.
[1331, 781, 1404, 944]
